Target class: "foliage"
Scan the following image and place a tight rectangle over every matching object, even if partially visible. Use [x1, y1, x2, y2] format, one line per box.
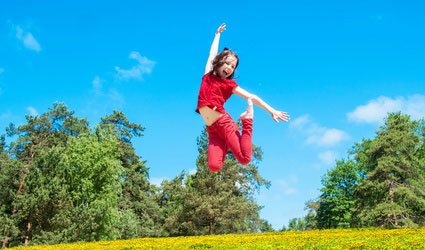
[316, 159, 364, 229]
[287, 217, 307, 231]
[0, 103, 159, 247]
[0, 103, 272, 247]
[158, 126, 271, 236]
[353, 113, 425, 227]
[100, 111, 162, 237]
[309, 112, 425, 229]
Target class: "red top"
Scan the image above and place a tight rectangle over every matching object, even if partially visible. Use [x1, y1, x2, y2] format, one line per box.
[196, 72, 238, 114]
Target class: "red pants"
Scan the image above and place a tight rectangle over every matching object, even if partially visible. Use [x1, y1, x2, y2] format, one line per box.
[206, 113, 253, 172]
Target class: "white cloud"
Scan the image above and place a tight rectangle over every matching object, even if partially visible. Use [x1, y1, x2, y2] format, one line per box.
[348, 95, 425, 124]
[26, 106, 38, 116]
[188, 168, 197, 175]
[92, 76, 103, 95]
[291, 115, 349, 147]
[318, 151, 338, 165]
[290, 114, 310, 128]
[115, 51, 155, 81]
[274, 176, 298, 195]
[90, 76, 125, 106]
[107, 89, 125, 106]
[150, 177, 167, 187]
[83, 75, 126, 119]
[306, 128, 348, 147]
[16, 26, 41, 52]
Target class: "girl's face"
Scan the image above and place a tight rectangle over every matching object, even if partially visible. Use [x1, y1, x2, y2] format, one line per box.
[217, 55, 238, 79]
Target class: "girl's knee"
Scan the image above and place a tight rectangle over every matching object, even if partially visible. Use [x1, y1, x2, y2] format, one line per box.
[208, 163, 223, 172]
[239, 156, 252, 165]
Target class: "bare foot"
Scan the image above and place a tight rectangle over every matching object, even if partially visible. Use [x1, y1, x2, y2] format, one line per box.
[240, 97, 254, 119]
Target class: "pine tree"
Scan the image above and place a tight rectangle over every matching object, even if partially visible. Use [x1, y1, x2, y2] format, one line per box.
[160, 126, 270, 235]
[353, 113, 425, 227]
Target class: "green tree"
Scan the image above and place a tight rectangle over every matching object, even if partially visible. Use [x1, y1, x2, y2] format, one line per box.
[0, 134, 5, 153]
[0, 157, 22, 248]
[1, 103, 89, 246]
[160, 127, 270, 235]
[287, 217, 306, 231]
[353, 113, 425, 227]
[316, 159, 364, 229]
[304, 200, 319, 230]
[0, 104, 160, 246]
[53, 129, 123, 242]
[99, 111, 162, 237]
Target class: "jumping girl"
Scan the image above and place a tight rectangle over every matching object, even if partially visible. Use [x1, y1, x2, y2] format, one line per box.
[196, 23, 290, 172]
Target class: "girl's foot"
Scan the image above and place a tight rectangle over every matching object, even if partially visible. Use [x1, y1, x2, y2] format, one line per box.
[240, 97, 254, 119]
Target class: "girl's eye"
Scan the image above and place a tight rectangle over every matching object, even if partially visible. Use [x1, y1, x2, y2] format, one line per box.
[226, 62, 235, 68]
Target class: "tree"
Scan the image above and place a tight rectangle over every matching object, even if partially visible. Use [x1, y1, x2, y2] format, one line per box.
[1, 103, 89, 247]
[304, 200, 319, 230]
[99, 111, 162, 237]
[287, 217, 306, 231]
[0, 104, 161, 246]
[159, 126, 270, 235]
[53, 129, 123, 242]
[353, 113, 425, 228]
[0, 157, 22, 248]
[316, 159, 364, 229]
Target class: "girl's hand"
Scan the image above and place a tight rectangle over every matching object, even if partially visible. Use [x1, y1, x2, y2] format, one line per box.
[271, 110, 290, 123]
[216, 23, 226, 34]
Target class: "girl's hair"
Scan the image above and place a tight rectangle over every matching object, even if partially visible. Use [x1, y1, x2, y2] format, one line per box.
[211, 48, 239, 79]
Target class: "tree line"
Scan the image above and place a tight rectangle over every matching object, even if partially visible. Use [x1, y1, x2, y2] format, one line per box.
[285, 113, 425, 231]
[0, 103, 271, 248]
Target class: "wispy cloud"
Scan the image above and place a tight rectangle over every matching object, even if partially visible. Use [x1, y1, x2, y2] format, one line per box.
[291, 115, 349, 147]
[26, 106, 38, 116]
[150, 177, 167, 187]
[115, 51, 155, 81]
[16, 26, 41, 52]
[84, 76, 125, 118]
[107, 89, 125, 105]
[92, 76, 103, 95]
[0, 111, 13, 122]
[274, 176, 298, 195]
[91, 76, 125, 105]
[347, 95, 425, 124]
[318, 151, 338, 165]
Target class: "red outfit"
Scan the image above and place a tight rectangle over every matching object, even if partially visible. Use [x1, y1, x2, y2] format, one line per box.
[196, 72, 253, 172]
[196, 73, 238, 114]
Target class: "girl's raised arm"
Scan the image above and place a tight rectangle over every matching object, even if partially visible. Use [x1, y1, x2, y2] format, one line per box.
[205, 23, 226, 75]
[233, 86, 290, 123]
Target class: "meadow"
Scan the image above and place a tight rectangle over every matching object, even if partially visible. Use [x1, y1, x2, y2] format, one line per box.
[9, 228, 425, 249]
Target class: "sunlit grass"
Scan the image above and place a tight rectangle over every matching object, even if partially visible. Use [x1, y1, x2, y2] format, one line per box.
[10, 228, 425, 249]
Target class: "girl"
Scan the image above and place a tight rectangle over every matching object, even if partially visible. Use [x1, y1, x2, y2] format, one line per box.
[196, 23, 290, 172]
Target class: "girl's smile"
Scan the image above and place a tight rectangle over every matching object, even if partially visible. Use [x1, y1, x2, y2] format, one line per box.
[218, 55, 238, 78]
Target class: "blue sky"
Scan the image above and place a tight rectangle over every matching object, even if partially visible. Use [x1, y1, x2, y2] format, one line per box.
[1, 0, 424, 229]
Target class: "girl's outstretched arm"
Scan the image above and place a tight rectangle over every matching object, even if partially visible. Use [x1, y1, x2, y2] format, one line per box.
[205, 23, 226, 74]
[233, 86, 290, 123]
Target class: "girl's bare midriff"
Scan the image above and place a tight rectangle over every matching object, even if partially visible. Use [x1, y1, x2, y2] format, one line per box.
[199, 106, 223, 126]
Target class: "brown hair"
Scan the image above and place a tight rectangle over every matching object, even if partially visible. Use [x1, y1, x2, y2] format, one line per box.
[211, 48, 239, 79]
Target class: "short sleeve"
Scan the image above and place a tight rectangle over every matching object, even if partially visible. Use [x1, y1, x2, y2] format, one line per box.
[227, 79, 238, 91]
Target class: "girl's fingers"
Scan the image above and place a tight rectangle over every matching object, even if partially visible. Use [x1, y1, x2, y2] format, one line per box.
[273, 111, 290, 123]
